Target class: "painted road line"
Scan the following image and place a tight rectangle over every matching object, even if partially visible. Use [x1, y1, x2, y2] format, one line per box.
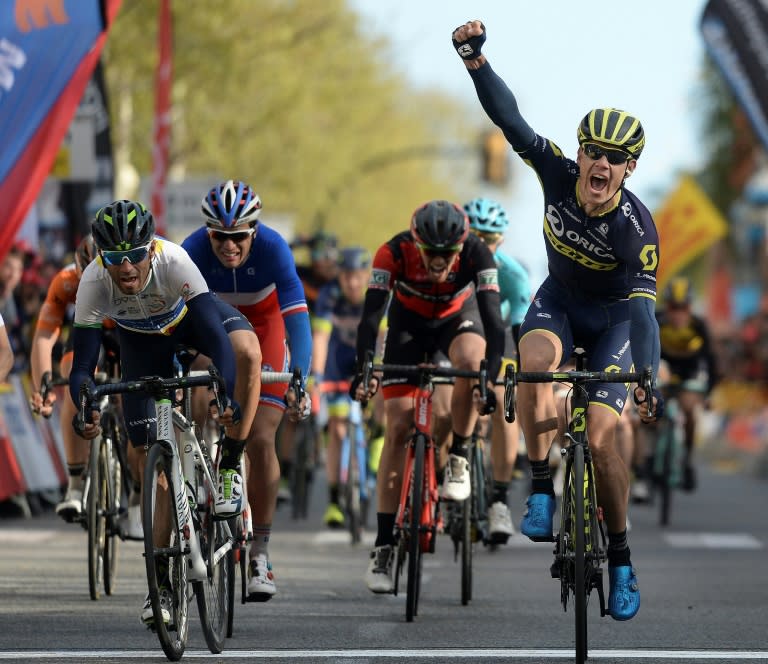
[664, 532, 763, 549]
[2, 649, 767, 659]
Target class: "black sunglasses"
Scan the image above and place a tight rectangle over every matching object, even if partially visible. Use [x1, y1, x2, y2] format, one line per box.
[208, 228, 255, 243]
[582, 142, 631, 165]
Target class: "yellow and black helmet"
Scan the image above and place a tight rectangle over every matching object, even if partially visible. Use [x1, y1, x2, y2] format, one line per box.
[664, 276, 693, 306]
[577, 108, 645, 158]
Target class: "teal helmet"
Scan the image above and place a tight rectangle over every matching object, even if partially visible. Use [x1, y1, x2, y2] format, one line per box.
[463, 197, 509, 233]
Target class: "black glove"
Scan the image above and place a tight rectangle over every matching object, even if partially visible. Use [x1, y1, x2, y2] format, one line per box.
[210, 395, 242, 425]
[349, 374, 365, 400]
[72, 413, 87, 437]
[481, 389, 497, 415]
[453, 22, 486, 60]
[633, 387, 665, 419]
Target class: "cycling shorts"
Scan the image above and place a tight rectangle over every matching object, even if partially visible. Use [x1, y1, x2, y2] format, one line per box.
[120, 299, 253, 446]
[519, 277, 633, 416]
[249, 310, 289, 412]
[380, 301, 484, 400]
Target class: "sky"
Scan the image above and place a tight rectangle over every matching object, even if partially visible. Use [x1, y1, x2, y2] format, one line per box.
[350, 0, 709, 285]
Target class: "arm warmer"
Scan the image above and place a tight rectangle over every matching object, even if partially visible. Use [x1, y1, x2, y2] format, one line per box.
[477, 289, 505, 380]
[468, 63, 537, 150]
[284, 310, 312, 381]
[629, 297, 661, 380]
[69, 326, 103, 408]
[187, 293, 237, 398]
[355, 289, 390, 373]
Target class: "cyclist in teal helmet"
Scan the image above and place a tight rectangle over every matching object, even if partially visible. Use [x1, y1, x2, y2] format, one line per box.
[464, 197, 531, 544]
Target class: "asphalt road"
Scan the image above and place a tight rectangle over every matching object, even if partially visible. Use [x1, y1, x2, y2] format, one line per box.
[0, 459, 766, 663]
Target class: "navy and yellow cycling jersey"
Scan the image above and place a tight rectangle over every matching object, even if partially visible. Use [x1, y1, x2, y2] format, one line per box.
[657, 311, 718, 391]
[466, 61, 660, 376]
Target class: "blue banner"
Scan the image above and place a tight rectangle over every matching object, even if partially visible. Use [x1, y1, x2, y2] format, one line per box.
[0, 1, 105, 184]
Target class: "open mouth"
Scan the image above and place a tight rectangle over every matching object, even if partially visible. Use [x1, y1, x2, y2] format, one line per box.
[590, 174, 608, 192]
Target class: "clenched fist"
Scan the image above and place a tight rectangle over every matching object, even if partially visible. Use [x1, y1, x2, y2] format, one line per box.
[452, 20, 486, 60]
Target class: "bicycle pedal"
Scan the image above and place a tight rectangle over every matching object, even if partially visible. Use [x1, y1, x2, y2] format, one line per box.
[488, 532, 510, 545]
[528, 535, 556, 543]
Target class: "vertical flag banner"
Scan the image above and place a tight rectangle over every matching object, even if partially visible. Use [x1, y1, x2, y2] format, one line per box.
[700, 0, 768, 152]
[0, 0, 121, 262]
[150, 0, 172, 237]
[654, 175, 729, 289]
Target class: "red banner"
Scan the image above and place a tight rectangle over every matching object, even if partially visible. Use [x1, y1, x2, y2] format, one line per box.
[150, 0, 173, 236]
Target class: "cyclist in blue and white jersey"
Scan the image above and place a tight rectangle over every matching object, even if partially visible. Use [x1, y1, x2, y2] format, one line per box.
[69, 200, 260, 626]
[183, 180, 312, 601]
[464, 197, 530, 543]
[453, 21, 662, 621]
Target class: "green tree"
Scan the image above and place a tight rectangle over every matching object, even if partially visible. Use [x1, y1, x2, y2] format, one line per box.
[103, 0, 477, 249]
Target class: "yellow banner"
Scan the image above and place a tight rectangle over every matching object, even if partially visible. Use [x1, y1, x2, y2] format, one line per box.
[654, 176, 728, 289]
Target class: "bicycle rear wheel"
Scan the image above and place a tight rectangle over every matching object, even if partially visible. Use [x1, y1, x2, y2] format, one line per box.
[406, 434, 425, 622]
[87, 436, 107, 601]
[143, 443, 189, 662]
[102, 414, 122, 596]
[345, 427, 363, 545]
[657, 422, 674, 527]
[573, 443, 588, 664]
[195, 486, 230, 654]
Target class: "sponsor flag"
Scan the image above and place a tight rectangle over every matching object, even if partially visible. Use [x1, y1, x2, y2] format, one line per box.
[654, 176, 729, 289]
[150, 0, 172, 236]
[700, 0, 768, 152]
[0, 0, 121, 263]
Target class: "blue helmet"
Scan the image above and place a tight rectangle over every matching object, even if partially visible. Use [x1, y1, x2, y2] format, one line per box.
[202, 180, 262, 230]
[463, 197, 509, 233]
[338, 246, 371, 271]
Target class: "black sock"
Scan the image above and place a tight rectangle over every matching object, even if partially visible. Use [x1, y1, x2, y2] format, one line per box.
[281, 459, 292, 480]
[219, 436, 246, 470]
[607, 529, 631, 567]
[329, 484, 339, 505]
[375, 512, 396, 547]
[530, 459, 554, 496]
[492, 481, 510, 504]
[449, 432, 470, 458]
[68, 464, 86, 478]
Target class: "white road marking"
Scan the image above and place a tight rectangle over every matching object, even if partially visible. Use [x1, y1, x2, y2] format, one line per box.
[0, 528, 58, 544]
[2, 650, 767, 660]
[664, 532, 763, 549]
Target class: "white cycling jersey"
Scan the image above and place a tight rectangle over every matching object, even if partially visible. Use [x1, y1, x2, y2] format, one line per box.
[74, 238, 209, 335]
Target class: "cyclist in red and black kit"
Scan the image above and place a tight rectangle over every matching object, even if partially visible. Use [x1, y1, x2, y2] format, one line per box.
[453, 20, 663, 621]
[351, 199, 505, 594]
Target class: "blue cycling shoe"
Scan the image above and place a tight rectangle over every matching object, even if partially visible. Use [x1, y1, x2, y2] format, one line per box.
[520, 493, 556, 541]
[608, 565, 640, 621]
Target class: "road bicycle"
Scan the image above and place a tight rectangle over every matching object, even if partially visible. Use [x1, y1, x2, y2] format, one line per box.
[503, 348, 652, 664]
[78, 363, 234, 661]
[360, 353, 489, 622]
[41, 368, 128, 602]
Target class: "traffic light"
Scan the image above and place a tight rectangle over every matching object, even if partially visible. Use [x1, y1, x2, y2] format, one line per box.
[481, 128, 509, 186]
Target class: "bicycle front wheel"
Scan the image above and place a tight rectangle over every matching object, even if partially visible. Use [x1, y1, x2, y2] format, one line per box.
[573, 443, 588, 664]
[87, 436, 107, 601]
[102, 414, 122, 596]
[406, 434, 425, 622]
[143, 442, 189, 662]
[195, 473, 231, 654]
[656, 422, 674, 527]
[460, 445, 474, 606]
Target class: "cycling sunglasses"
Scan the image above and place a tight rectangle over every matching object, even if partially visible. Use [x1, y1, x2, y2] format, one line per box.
[207, 228, 256, 243]
[582, 142, 631, 165]
[416, 242, 462, 258]
[471, 229, 503, 244]
[100, 245, 151, 266]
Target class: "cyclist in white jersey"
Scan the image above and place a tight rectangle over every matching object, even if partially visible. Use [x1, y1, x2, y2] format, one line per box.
[68, 200, 261, 627]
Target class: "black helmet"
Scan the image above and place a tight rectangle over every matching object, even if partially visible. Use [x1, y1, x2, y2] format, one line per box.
[92, 200, 155, 251]
[338, 246, 372, 271]
[410, 200, 469, 250]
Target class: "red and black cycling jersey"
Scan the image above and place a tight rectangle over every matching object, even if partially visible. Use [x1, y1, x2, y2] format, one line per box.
[369, 231, 499, 318]
[356, 231, 505, 378]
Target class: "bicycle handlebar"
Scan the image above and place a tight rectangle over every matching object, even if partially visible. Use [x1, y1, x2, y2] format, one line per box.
[77, 365, 226, 430]
[502, 365, 654, 423]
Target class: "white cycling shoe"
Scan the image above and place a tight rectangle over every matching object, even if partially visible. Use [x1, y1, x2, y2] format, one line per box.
[441, 454, 471, 502]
